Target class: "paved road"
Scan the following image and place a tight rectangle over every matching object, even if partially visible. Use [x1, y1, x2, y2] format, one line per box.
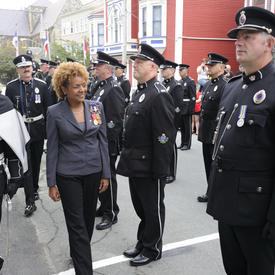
[0, 135, 225, 275]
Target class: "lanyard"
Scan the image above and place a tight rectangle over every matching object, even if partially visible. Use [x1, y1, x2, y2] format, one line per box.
[19, 79, 34, 115]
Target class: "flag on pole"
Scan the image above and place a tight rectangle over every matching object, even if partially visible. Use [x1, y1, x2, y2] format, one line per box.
[83, 39, 89, 60]
[44, 33, 49, 57]
[12, 30, 19, 56]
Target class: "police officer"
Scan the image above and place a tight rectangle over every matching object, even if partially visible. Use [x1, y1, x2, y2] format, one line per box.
[55, 56, 61, 65]
[197, 53, 228, 203]
[178, 64, 196, 150]
[114, 62, 131, 107]
[46, 61, 58, 105]
[117, 44, 176, 266]
[6, 55, 50, 216]
[26, 50, 39, 77]
[0, 94, 30, 270]
[207, 7, 275, 275]
[86, 62, 99, 100]
[160, 60, 181, 184]
[92, 51, 125, 230]
[36, 59, 49, 81]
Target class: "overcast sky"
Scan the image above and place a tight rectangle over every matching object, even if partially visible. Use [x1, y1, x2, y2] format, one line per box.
[0, 0, 91, 10]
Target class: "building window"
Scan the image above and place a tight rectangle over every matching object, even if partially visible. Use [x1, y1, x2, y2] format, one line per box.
[142, 7, 147, 37]
[70, 21, 74, 33]
[153, 6, 162, 36]
[98, 23, 104, 46]
[252, 0, 265, 7]
[91, 24, 94, 47]
[114, 9, 119, 43]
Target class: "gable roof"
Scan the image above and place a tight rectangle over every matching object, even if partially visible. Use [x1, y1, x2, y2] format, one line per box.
[0, 9, 31, 37]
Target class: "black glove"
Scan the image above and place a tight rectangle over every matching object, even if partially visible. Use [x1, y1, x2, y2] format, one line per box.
[262, 221, 275, 240]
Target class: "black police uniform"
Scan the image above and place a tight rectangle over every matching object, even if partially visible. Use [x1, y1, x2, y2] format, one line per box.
[197, 53, 228, 202]
[92, 71, 125, 226]
[117, 75, 131, 107]
[207, 6, 275, 275]
[117, 44, 176, 262]
[178, 75, 196, 149]
[86, 76, 99, 100]
[6, 76, 49, 202]
[162, 76, 180, 182]
[36, 59, 49, 82]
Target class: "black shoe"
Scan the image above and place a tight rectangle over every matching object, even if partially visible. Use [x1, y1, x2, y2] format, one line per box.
[123, 248, 141, 258]
[130, 253, 155, 266]
[96, 217, 117, 230]
[24, 203, 37, 217]
[180, 145, 189, 151]
[95, 208, 103, 217]
[163, 176, 175, 184]
[197, 194, 208, 202]
[34, 192, 39, 201]
[177, 145, 183, 149]
[0, 256, 4, 270]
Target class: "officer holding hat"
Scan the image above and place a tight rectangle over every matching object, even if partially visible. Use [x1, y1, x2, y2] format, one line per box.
[197, 52, 228, 203]
[160, 59, 181, 184]
[5, 54, 50, 216]
[117, 44, 176, 266]
[178, 64, 196, 150]
[92, 51, 125, 231]
[206, 7, 275, 274]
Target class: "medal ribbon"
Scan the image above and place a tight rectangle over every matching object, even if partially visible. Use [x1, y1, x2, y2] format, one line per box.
[238, 105, 247, 121]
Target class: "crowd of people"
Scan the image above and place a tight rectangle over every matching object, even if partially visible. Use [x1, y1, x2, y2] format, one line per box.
[0, 5, 275, 275]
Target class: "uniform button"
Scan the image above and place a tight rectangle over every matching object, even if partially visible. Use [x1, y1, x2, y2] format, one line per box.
[135, 111, 139, 115]
[234, 103, 239, 108]
[242, 84, 248, 89]
[256, 186, 262, 193]
[219, 145, 224, 151]
[248, 120, 254, 125]
[126, 115, 129, 118]
[130, 102, 133, 105]
[218, 169, 223, 173]
[226, 124, 231, 130]
[141, 155, 146, 159]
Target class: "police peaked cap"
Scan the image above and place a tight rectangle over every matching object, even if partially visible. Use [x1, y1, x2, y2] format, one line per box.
[55, 56, 60, 61]
[48, 61, 57, 68]
[115, 61, 126, 69]
[13, 55, 33, 68]
[206, 53, 228, 65]
[179, 64, 190, 70]
[228, 6, 275, 38]
[40, 59, 49, 65]
[94, 51, 118, 66]
[130, 43, 165, 67]
[26, 49, 32, 56]
[66, 57, 76, 62]
[161, 60, 178, 69]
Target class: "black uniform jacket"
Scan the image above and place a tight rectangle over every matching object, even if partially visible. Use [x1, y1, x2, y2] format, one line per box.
[117, 77, 177, 179]
[86, 77, 99, 100]
[92, 76, 125, 156]
[179, 76, 196, 115]
[6, 77, 50, 141]
[117, 75, 131, 106]
[198, 75, 227, 144]
[207, 62, 275, 227]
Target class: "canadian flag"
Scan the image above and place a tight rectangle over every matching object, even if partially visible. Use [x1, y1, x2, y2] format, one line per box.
[44, 34, 49, 57]
[83, 39, 89, 60]
[12, 31, 19, 56]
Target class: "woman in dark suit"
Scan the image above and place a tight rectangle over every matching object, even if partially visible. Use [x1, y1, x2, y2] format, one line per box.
[46, 62, 110, 275]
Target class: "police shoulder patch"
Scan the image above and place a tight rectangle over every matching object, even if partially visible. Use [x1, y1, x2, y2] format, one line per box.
[228, 74, 242, 83]
[34, 78, 47, 84]
[154, 82, 166, 93]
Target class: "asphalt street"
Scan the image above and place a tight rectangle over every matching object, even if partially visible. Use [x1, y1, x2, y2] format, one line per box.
[0, 135, 225, 275]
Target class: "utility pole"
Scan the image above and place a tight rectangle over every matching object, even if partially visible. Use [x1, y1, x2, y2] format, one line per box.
[122, 0, 127, 66]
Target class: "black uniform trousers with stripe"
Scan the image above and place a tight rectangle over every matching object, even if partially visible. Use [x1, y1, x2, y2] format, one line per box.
[129, 177, 165, 259]
[56, 172, 101, 275]
[98, 155, 119, 220]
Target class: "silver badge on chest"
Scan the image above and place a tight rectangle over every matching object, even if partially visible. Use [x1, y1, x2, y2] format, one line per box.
[139, 93, 145, 103]
[253, 90, 266, 104]
[214, 85, 218, 92]
[99, 90, 104, 96]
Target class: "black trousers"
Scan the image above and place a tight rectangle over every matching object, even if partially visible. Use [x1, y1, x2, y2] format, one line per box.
[56, 172, 101, 275]
[218, 221, 275, 275]
[202, 143, 214, 182]
[98, 155, 119, 220]
[129, 177, 165, 259]
[180, 115, 192, 148]
[168, 144, 177, 179]
[30, 139, 44, 192]
[0, 169, 5, 222]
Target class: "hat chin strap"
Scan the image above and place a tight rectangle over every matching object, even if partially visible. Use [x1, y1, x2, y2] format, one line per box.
[239, 24, 272, 34]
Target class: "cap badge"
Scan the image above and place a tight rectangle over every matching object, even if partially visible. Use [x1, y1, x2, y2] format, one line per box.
[158, 133, 169, 144]
[22, 56, 26, 62]
[139, 93, 145, 103]
[268, 28, 272, 34]
[137, 45, 142, 54]
[253, 89, 266, 104]
[239, 11, 246, 26]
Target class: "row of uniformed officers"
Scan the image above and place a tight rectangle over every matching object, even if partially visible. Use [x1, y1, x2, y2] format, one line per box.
[1, 5, 275, 275]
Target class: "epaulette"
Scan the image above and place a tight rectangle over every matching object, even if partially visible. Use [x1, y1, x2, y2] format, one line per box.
[154, 81, 166, 93]
[6, 78, 18, 86]
[34, 77, 47, 84]
[228, 74, 242, 83]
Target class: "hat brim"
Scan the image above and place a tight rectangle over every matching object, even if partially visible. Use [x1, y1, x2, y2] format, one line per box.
[130, 55, 148, 61]
[16, 61, 33, 68]
[227, 25, 265, 38]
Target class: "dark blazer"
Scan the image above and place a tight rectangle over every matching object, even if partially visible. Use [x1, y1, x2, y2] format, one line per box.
[46, 99, 111, 187]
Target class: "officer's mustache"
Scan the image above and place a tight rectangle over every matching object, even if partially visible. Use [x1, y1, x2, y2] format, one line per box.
[23, 69, 31, 73]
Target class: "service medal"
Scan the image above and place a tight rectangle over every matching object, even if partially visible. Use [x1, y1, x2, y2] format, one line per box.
[93, 119, 98, 125]
[253, 90, 266, 104]
[35, 87, 39, 94]
[139, 93, 145, 103]
[237, 118, 244, 127]
[237, 105, 247, 127]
